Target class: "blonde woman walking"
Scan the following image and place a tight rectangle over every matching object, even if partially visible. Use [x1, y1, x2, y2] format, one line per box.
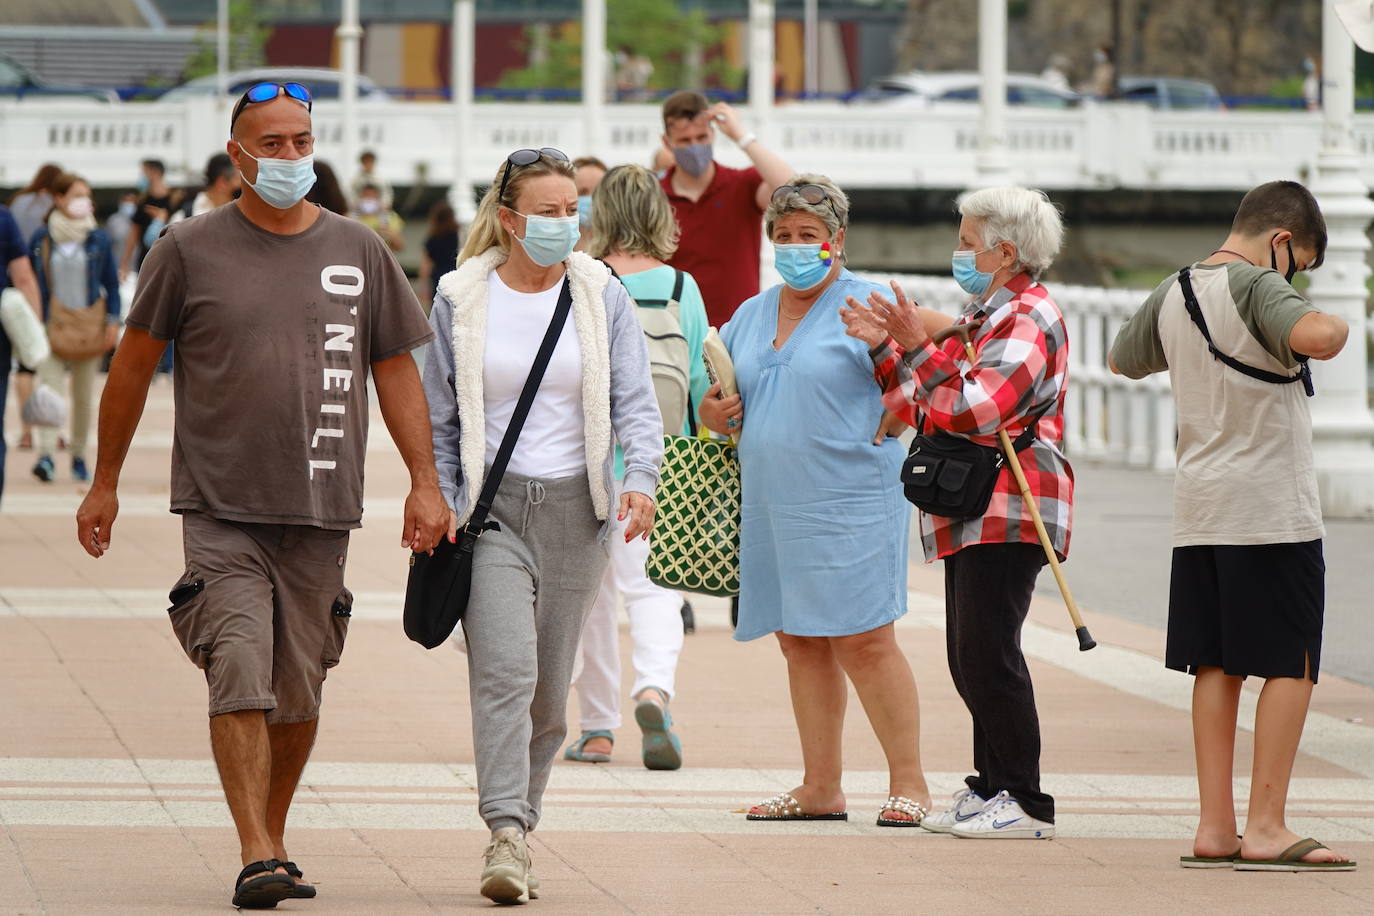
[422, 148, 664, 904]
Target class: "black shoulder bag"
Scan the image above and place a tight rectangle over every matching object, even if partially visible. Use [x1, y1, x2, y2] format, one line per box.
[1177, 267, 1314, 397]
[402, 277, 573, 649]
[900, 400, 1053, 520]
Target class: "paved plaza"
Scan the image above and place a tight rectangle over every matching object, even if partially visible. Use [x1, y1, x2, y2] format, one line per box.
[1, 377, 1372, 914]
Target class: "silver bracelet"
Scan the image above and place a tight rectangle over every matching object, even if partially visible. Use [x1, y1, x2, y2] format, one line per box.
[736, 132, 758, 149]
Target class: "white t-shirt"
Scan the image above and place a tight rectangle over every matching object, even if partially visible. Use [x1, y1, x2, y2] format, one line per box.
[482, 271, 586, 479]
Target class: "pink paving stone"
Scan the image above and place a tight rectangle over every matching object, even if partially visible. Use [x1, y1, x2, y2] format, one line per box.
[2, 376, 1372, 914]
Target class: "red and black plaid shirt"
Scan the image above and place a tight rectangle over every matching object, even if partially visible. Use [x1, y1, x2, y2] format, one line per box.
[871, 272, 1074, 562]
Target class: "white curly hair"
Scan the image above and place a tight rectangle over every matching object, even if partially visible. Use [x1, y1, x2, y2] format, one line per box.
[956, 186, 1064, 279]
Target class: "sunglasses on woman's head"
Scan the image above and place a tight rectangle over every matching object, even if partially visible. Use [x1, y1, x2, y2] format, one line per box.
[497, 147, 570, 204]
[771, 184, 834, 210]
[230, 82, 313, 130]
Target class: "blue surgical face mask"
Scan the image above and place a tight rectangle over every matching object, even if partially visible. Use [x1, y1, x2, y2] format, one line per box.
[577, 194, 593, 227]
[135, 174, 149, 194]
[773, 243, 834, 291]
[512, 212, 580, 267]
[952, 248, 996, 297]
[239, 151, 316, 210]
[118, 200, 136, 218]
[672, 143, 713, 178]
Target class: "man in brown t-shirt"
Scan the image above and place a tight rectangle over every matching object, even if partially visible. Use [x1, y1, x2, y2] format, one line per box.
[76, 86, 448, 909]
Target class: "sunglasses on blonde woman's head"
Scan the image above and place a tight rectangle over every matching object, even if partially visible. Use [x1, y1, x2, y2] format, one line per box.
[230, 82, 313, 130]
[771, 183, 835, 211]
[497, 147, 570, 204]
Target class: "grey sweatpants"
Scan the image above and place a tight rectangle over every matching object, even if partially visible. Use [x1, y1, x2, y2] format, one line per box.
[462, 469, 609, 833]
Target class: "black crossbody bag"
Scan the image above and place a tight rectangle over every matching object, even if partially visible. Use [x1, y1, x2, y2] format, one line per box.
[900, 401, 1052, 520]
[1177, 267, 1314, 396]
[402, 277, 573, 649]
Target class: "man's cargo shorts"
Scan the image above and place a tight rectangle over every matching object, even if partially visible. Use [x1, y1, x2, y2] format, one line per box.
[167, 511, 353, 722]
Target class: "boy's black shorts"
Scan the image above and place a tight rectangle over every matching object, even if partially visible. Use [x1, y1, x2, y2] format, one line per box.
[1165, 540, 1324, 683]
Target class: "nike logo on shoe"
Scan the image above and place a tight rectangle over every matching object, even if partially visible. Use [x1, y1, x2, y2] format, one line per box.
[992, 817, 1023, 829]
[953, 810, 982, 822]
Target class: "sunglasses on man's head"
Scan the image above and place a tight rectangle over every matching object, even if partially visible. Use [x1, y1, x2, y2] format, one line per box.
[497, 147, 570, 204]
[230, 82, 313, 130]
[772, 184, 834, 210]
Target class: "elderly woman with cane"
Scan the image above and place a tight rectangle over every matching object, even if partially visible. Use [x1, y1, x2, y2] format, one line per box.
[841, 185, 1073, 839]
[697, 174, 934, 828]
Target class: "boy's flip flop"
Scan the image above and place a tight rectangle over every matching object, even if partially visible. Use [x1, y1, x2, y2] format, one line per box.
[1234, 838, 1358, 872]
[746, 792, 848, 821]
[1180, 848, 1241, 868]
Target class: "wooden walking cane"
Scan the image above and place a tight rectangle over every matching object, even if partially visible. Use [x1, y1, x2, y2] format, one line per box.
[931, 323, 1096, 651]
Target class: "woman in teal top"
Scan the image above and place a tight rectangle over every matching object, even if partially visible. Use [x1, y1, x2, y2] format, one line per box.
[566, 164, 709, 770]
[698, 175, 934, 827]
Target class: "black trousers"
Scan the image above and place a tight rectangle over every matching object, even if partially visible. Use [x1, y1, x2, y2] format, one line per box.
[943, 541, 1054, 823]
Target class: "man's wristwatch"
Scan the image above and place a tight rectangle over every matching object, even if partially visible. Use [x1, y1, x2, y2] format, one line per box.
[736, 131, 758, 150]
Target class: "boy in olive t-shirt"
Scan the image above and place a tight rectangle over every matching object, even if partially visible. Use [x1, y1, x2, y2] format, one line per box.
[1110, 180, 1354, 872]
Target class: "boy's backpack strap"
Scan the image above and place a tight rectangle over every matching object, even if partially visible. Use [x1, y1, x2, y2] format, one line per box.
[1177, 267, 1314, 397]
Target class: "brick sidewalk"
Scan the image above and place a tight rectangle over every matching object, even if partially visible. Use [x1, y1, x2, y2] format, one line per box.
[1, 378, 1371, 914]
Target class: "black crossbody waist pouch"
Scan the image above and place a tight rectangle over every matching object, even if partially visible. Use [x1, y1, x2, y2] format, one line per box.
[900, 401, 1051, 520]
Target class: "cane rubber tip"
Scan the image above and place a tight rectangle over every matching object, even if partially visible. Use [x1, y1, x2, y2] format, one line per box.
[1075, 626, 1097, 652]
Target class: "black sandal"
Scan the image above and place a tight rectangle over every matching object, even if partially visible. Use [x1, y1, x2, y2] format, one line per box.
[232, 858, 295, 909]
[282, 861, 317, 899]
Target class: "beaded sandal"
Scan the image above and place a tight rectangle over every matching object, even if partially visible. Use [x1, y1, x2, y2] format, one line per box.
[745, 792, 848, 821]
[876, 795, 929, 828]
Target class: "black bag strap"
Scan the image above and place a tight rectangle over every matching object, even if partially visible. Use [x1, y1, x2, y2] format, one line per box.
[915, 394, 1053, 449]
[464, 277, 573, 536]
[1177, 267, 1313, 397]
[669, 268, 684, 304]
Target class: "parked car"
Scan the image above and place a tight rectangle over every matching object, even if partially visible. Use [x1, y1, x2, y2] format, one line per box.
[850, 71, 1081, 109]
[1116, 77, 1223, 110]
[156, 68, 392, 104]
[0, 52, 118, 103]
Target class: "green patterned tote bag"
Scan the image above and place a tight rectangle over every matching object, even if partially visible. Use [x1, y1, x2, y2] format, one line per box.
[646, 428, 741, 596]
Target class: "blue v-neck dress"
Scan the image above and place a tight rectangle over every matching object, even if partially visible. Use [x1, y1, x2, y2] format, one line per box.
[721, 270, 910, 641]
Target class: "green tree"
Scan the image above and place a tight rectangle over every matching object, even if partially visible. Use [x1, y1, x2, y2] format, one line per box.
[500, 0, 741, 95]
[181, 0, 272, 82]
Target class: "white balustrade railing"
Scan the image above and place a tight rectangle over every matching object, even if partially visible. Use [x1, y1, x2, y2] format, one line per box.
[0, 98, 1360, 193]
[861, 272, 1175, 472]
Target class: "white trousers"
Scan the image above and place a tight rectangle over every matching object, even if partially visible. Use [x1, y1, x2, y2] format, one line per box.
[571, 481, 685, 731]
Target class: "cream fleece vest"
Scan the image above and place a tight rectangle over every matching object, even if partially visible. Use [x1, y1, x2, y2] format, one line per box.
[435, 248, 614, 522]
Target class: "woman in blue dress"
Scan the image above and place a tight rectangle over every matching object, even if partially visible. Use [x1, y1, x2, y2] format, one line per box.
[697, 175, 933, 827]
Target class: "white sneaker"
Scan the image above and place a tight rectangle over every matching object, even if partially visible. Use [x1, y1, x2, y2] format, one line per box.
[920, 786, 987, 834]
[480, 827, 532, 903]
[950, 790, 1055, 839]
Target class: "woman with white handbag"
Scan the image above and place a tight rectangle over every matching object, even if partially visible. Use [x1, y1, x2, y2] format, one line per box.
[28, 172, 121, 483]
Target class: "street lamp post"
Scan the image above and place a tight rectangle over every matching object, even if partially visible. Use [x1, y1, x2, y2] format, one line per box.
[803, 0, 818, 100]
[337, 0, 362, 191]
[976, 0, 1010, 185]
[450, 0, 477, 225]
[1307, 0, 1374, 517]
[748, 0, 774, 128]
[583, 0, 606, 154]
[216, 0, 229, 102]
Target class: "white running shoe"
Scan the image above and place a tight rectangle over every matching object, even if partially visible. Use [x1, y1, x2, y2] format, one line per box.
[920, 786, 987, 834]
[480, 827, 532, 903]
[950, 790, 1055, 839]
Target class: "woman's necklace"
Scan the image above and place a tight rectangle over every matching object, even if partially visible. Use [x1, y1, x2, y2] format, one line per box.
[778, 297, 811, 321]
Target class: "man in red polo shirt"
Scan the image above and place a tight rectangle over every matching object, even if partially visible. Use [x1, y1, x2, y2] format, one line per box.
[659, 91, 793, 327]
